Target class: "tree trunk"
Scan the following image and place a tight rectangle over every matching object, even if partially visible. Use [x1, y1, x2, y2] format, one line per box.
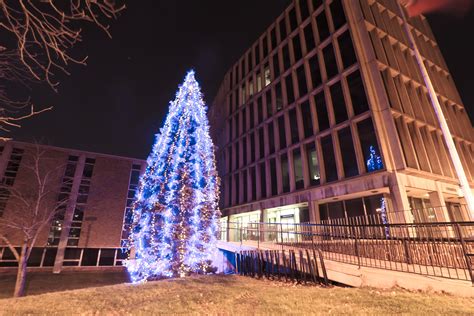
[13, 244, 28, 297]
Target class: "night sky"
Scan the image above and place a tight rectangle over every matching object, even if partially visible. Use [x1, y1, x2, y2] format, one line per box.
[8, 1, 474, 160]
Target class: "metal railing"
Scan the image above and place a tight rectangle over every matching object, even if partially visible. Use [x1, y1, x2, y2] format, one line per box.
[219, 221, 474, 283]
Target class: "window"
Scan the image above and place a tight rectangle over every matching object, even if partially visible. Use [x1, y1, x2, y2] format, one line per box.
[357, 118, 384, 172]
[242, 137, 247, 166]
[242, 170, 248, 202]
[259, 128, 265, 159]
[328, 201, 345, 219]
[266, 89, 273, 116]
[304, 23, 315, 52]
[330, 0, 346, 30]
[262, 36, 268, 58]
[309, 55, 322, 88]
[272, 54, 280, 78]
[235, 142, 240, 169]
[260, 162, 267, 198]
[250, 167, 257, 201]
[281, 154, 290, 193]
[316, 12, 329, 42]
[268, 123, 275, 154]
[235, 173, 240, 203]
[347, 70, 369, 115]
[312, 0, 323, 10]
[279, 18, 287, 41]
[321, 135, 338, 182]
[255, 44, 261, 66]
[250, 132, 256, 162]
[293, 35, 302, 62]
[270, 158, 278, 196]
[323, 44, 338, 79]
[306, 142, 321, 185]
[289, 8, 298, 32]
[289, 108, 299, 144]
[270, 27, 277, 51]
[264, 63, 271, 86]
[285, 75, 295, 105]
[299, 0, 310, 21]
[249, 103, 254, 128]
[338, 127, 359, 177]
[275, 82, 283, 111]
[257, 97, 264, 123]
[278, 115, 287, 149]
[315, 92, 330, 131]
[300, 101, 313, 138]
[296, 65, 307, 98]
[330, 81, 348, 124]
[242, 108, 247, 134]
[256, 71, 262, 92]
[293, 148, 304, 189]
[338, 31, 357, 69]
[282, 45, 291, 70]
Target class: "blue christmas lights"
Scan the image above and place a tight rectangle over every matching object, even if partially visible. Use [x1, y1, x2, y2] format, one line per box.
[366, 145, 384, 172]
[124, 70, 221, 283]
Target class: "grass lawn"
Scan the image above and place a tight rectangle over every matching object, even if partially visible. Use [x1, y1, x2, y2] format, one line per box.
[1, 273, 473, 315]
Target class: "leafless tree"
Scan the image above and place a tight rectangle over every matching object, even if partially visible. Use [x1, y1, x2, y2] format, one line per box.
[0, 145, 66, 297]
[0, 0, 125, 138]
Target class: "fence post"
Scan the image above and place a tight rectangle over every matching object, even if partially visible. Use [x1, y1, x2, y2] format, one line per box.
[351, 225, 361, 268]
[454, 223, 474, 285]
[257, 223, 260, 250]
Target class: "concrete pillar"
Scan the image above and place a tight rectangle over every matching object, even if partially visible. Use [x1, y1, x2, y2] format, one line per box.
[389, 175, 413, 224]
[53, 155, 86, 273]
[428, 182, 450, 222]
[429, 183, 454, 238]
[308, 200, 320, 223]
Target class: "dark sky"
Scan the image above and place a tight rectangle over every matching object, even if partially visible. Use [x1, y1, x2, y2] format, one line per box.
[8, 1, 474, 160]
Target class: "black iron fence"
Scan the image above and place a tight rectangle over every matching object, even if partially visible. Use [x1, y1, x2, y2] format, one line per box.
[220, 221, 474, 283]
[236, 249, 329, 285]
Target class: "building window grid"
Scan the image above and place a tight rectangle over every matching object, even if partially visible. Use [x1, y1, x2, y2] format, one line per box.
[221, 0, 416, 205]
[121, 163, 142, 247]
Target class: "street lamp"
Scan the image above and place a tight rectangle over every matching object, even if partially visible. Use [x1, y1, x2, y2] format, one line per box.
[397, 0, 474, 219]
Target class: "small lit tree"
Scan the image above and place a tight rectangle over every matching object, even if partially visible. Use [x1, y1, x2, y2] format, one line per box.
[0, 145, 66, 297]
[125, 71, 221, 282]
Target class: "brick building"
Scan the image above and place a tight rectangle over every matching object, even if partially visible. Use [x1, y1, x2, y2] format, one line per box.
[208, 0, 474, 231]
[0, 141, 146, 270]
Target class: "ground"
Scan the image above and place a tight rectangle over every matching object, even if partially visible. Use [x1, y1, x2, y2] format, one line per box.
[0, 272, 473, 314]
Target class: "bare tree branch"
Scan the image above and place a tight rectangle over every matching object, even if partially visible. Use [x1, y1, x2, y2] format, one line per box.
[0, 0, 125, 89]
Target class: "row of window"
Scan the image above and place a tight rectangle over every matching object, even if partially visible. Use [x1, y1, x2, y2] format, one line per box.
[121, 163, 142, 248]
[224, 117, 382, 207]
[226, 68, 369, 173]
[48, 156, 96, 247]
[228, 16, 354, 117]
[0, 247, 127, 268]
[229, 0, 345, 89]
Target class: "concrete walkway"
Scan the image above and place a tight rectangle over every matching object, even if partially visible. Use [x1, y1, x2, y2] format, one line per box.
[217, 241, 474, 297]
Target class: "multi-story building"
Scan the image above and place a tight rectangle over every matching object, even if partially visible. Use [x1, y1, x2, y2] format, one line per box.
[209, 0, 474, 229]
[0, 141, 146, 270]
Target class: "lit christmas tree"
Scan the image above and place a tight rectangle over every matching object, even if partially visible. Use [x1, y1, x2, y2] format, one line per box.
[366, 145, 384, 172]
[125, 70, 220, 283]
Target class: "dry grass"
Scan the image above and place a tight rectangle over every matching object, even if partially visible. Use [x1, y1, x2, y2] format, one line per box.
[1, 273, 473, 315]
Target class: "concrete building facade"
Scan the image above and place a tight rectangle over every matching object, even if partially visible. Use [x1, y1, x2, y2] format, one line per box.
[209, 0, 474, 230]
[0, 141, 146, 270]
